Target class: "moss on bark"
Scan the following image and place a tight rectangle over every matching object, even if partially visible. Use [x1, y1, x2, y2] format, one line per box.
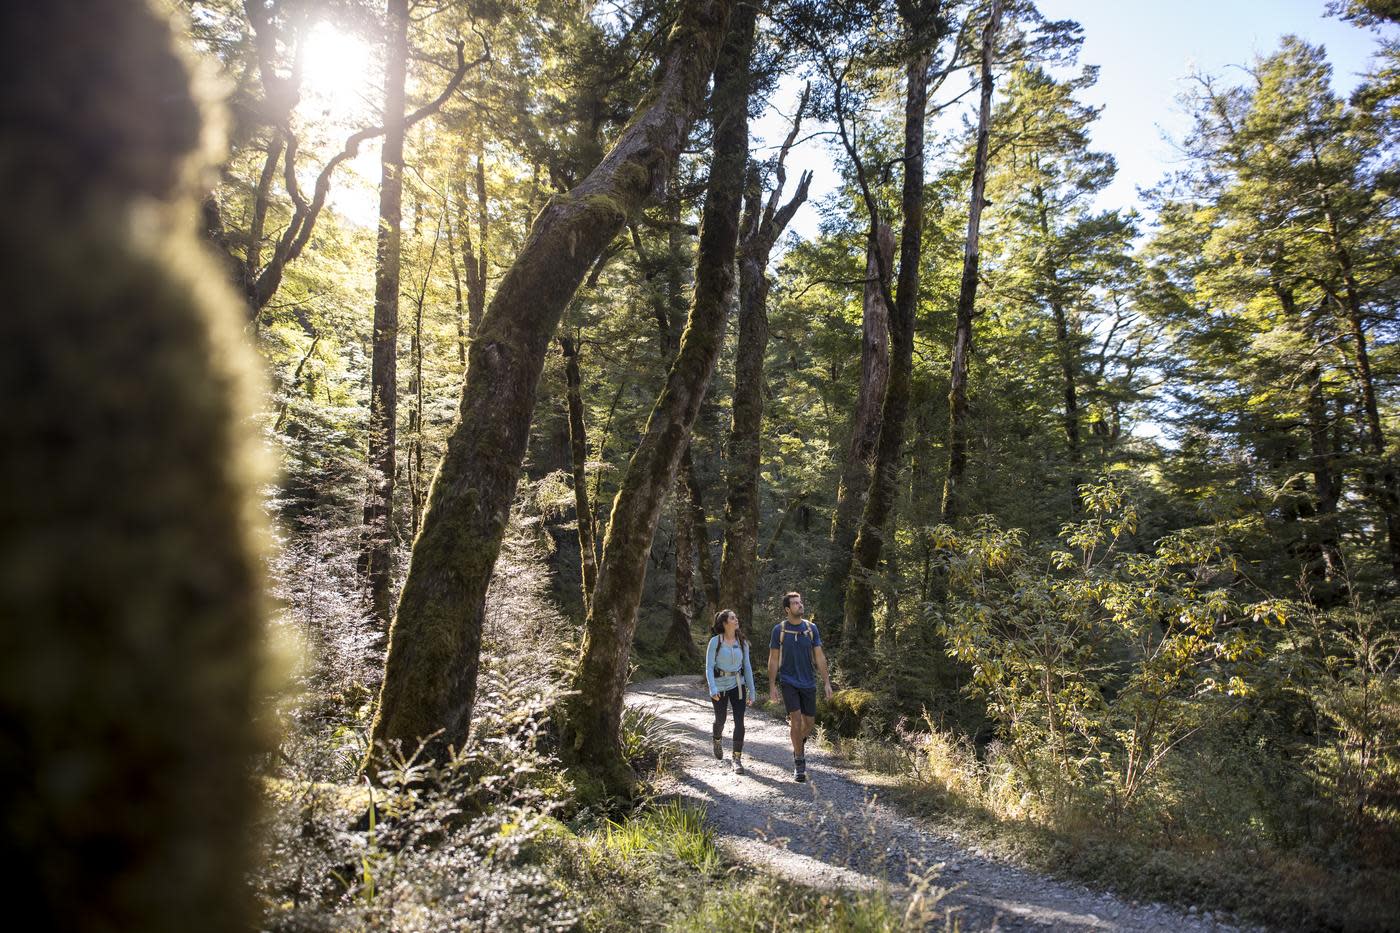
[369, 0, 736, 767]
[0, 3, 274, 929]
[562, 0, 757, 798]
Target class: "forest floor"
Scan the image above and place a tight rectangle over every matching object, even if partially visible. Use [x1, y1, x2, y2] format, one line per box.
[626, 675, 1254, 932]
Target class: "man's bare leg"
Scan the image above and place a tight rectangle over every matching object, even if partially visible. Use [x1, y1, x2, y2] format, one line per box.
[789, 711, 804, 756]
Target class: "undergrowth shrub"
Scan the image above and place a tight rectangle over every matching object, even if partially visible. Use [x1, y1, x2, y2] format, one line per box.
[934, 481, 1286, 823]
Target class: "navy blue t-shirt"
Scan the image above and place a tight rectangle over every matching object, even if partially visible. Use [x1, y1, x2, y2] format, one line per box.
[770, 620, 821, 689]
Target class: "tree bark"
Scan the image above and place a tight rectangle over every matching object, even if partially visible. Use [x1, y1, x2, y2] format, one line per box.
[666, 473, 698, 657]
[368, 0, 735, 764]
[685, 450, 721, 613]
[843, 44, 933, 679]
[2, 2, 273, 927]
[446, 200, 468, 368]
[1305, 362, 1347, 599]
[406, 217, 440, 539]
[1033, 184, 1083, 511]
[820, 221, 893, 643]
[360, 0, 409, 627]
[560, 334, 598, 609]
[940, 0, 1001, 525]
[1312, 159, 1400, 579]
[459, 152, 489, 338]
[562, 1, 755, 795]
[722, 123, 812, 633]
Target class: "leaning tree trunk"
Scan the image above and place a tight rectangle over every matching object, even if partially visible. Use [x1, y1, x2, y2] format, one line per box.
[360, 0, 409, 626]
[843, 46, 933, 679]
[940, 0, 1001, 525]
[368, 0, 735, 764]
[819, 221, 892, 643]
[720, 130, 812, 634]
[563, 2, 755, 796]
[1, 3, 274, 929]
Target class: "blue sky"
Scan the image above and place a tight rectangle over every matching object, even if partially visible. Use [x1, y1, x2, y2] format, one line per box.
[1034, 0, 1387, 215]
[762, 1, 1392, 239]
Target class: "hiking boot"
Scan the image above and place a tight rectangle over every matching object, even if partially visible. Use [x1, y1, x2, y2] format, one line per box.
[794, 757, 807, 782]
[713, 737, 723, 760]
[732, 753, 745, 774]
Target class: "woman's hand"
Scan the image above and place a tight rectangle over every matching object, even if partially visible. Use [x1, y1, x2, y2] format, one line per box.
[712, 693, 722, 702]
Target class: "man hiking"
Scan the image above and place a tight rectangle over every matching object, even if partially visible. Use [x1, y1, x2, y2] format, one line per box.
[767, 591, 832, 782]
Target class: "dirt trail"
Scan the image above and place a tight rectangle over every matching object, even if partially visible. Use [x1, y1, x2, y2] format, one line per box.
[627, 675, 1249, 932]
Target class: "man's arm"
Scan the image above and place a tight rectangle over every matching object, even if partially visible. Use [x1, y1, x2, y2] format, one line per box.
[813, 646, 833, 700]
[767, 647, 780, 699]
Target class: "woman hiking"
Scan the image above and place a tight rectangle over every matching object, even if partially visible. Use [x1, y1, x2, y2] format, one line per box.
[706, 609, 756, 773]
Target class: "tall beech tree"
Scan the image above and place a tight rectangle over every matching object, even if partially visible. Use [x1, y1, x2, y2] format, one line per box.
[988, 64, 1133, 513]
[841, 1, 948, 676]
[941, 0, 1002, 524]
[360, 0, 410, 626]
[563, 0, 757, 794]
[818, 222, 892, 642]
[368, 0, 737, 763]
[719, 95, 813, 633]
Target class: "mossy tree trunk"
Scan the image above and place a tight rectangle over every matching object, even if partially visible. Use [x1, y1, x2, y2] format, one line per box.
[563, 1, 756, 796]
[940, 0, 1001, 525]
[720, 111, 812, 633]
[819, 220, 892, 644]
[1, 3, 273, 929]
[843, 44, 933, 680]
[368, 0, 735, 764]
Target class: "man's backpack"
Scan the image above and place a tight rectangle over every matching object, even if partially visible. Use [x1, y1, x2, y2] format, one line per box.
[775, 619, 814, 684]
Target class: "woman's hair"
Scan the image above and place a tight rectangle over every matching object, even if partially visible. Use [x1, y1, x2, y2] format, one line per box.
[711, 609, 746, 644]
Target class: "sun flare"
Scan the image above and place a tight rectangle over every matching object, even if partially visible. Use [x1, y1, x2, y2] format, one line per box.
[300, 20, 379, 128]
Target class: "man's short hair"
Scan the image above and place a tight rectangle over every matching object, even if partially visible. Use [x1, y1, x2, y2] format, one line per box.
[782, 591, 801, 609]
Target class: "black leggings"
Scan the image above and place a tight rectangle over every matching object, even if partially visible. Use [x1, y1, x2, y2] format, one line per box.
[712, 686, 746, 752]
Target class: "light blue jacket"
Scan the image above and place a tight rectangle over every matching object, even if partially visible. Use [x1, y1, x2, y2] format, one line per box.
[705, 635, 757, 700]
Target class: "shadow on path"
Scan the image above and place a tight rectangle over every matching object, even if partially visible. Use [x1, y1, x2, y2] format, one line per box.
[627, 675, 1247, 933]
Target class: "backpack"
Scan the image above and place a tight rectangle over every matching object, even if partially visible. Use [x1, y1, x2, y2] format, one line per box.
[709, 635, 750, 702]
[775, 619, 814, 685]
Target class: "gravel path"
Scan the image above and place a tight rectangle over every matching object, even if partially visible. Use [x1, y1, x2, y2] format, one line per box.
[627, 675, 1250, 932]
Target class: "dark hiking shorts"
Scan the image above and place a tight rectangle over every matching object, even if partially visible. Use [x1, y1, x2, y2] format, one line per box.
[779, 682, 816, 717]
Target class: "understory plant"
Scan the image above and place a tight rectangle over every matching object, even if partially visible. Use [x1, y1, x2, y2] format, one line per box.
[934, 481, 1286, 822]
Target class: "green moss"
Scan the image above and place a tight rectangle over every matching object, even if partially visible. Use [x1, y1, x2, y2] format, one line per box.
[821, 688, 879, 737]
[0, 3, 275, 931]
